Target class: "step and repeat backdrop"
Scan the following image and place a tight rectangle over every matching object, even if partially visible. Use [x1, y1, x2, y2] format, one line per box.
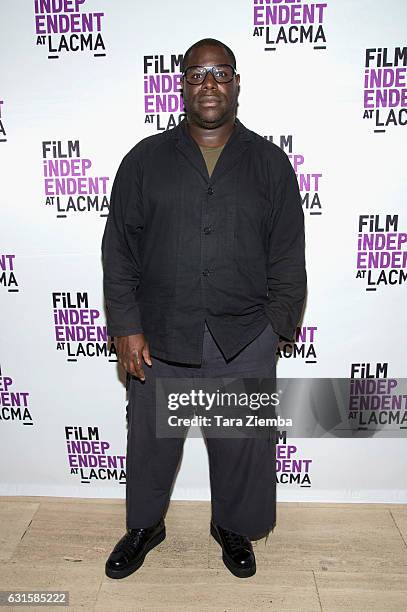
[1, 0, 406, 502]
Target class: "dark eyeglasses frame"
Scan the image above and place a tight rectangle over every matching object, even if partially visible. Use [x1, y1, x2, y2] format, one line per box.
[182, 64, 237, 85]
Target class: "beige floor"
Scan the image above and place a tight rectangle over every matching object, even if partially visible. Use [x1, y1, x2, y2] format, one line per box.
[1, 498, 407, 611]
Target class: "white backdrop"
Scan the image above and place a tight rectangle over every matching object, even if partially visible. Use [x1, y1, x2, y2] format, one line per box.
[1, 0, 406, 503]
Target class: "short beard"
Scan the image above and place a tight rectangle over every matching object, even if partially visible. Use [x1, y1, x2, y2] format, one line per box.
[187, 107, 232, 129]
[184, 95, 238, 130]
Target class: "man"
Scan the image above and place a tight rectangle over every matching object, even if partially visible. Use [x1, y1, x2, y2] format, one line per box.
[102, 38, 306, 580]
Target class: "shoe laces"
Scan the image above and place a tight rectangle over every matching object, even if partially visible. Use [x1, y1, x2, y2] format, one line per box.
[225, 530, 250, 550]
[127, 527, 148, 544]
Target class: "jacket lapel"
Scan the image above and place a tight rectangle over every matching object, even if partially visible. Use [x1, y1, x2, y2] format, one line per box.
[173, 120, 209, 182]
[210, 119, 252, 184]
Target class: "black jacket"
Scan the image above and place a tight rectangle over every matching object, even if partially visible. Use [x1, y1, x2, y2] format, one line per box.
[102, 118, 307, 364]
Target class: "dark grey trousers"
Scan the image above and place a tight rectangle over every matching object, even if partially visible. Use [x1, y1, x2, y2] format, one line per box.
[125, 321, 279, 539]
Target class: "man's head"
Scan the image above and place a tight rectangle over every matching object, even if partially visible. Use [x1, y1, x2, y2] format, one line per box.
[181, 38, 240, 130]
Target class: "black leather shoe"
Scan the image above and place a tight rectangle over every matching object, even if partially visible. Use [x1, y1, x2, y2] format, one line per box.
[105, 518, 166, 579]
[210, 521, 256, 578]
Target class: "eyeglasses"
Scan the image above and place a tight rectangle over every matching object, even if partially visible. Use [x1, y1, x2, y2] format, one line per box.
[182, 64, 236, 85]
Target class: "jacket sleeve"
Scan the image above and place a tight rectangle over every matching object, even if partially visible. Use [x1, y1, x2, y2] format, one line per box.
[264, 151, 307, 341]
[101, 151, 144, 338]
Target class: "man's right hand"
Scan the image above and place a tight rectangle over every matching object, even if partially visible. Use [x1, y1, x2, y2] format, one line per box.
[116, 334, 152, 381]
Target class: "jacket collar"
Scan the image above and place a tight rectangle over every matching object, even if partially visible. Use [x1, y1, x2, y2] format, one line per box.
[171, 117, 253, 184]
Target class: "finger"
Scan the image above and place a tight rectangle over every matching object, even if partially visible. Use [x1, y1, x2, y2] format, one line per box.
[142, 344, 152, 366]
[132, 350, 145, 381]
[126, 359, 137, 376]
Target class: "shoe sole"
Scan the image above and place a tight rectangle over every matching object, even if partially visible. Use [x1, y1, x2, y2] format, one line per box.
[210, 524, 256, 578]
[105, 527, 166, 579]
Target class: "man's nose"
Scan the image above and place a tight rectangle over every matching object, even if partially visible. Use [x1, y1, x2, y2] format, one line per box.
[202, 71, 218, 89]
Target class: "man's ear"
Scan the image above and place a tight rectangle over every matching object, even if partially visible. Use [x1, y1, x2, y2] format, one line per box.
[236, 75, 241, 98]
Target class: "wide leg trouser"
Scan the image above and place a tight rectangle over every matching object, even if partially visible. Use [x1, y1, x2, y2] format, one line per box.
[125, 321, 280, 539]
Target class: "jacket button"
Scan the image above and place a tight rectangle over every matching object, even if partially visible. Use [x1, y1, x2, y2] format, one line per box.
[203, 226, 213, 234]
[207, 186, 214, 195]
[202, 269, 210, 277]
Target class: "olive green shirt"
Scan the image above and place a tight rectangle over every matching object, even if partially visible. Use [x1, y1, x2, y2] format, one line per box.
[199, 145, 225, 177]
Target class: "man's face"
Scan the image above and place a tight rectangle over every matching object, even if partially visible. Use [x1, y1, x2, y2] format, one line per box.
[182, 44, 240, 130]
